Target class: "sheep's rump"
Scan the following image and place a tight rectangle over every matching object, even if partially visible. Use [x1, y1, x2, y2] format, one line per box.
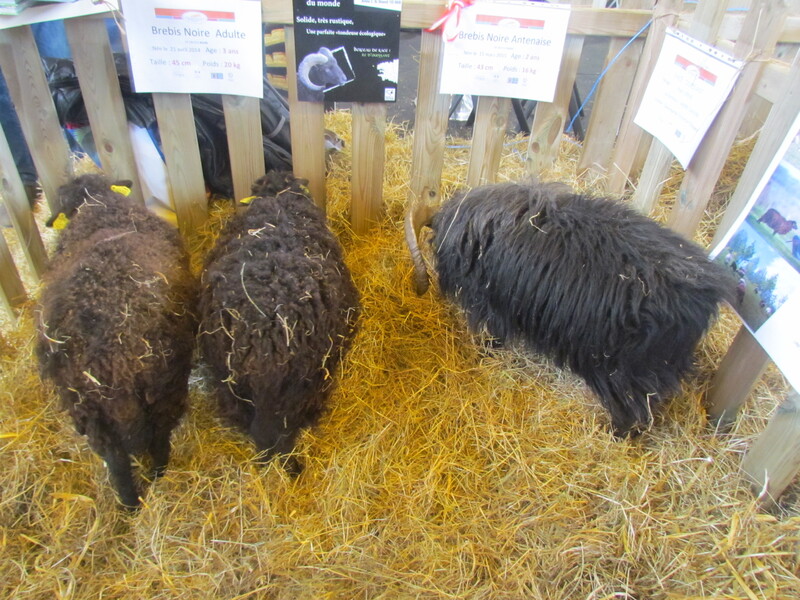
[37, 229, 196, 454]
[198, 192, 360, 433]
[430, 182, 733, 433]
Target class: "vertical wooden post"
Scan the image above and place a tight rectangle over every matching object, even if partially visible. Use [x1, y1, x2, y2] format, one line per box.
[607, 0, 682, 195]
[741, 390, 800, 506]
[0, 232, 25, 321]
[151, 93, 208, 237]
[408, 31, 450, 205]
[222, 94, 266, 201]
[285, 26, 326, 208]
[467, 96, 510, 187]
[706, 328, 771, 426]
[629, 0, 728, 213]
[0, 26, 73, 214]
[351, 102, 387, 234]
[64, 17, 144, 206]
[526, 0, 592, 176]
[711, 59, 800, 250]
[705, 47, 800, 430]
[0, 124, 48, 280]
[577, 23, 644, 178]
[667, 0, 787, 237]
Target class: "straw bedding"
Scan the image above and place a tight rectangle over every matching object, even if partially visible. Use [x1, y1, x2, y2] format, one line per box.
[1, 112, 798, 599]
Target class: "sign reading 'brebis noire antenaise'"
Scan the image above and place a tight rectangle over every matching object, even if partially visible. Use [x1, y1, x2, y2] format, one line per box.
[123, 0, 264, 98]
[292, 0, 401, 103]
[436, 1, 570, 102]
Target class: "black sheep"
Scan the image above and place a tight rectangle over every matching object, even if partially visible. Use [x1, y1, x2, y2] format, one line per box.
[198, 172, 360, 470]
[37, 174, 197, 509]
[406, 181, 734, 435]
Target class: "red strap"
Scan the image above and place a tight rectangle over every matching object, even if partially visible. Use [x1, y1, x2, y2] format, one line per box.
[425, 0, 474, 42]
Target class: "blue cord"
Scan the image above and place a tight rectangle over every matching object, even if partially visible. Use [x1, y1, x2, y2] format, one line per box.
[565, 17, 653, 135]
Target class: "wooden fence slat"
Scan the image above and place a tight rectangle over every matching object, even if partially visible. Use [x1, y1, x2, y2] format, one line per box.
[408, 31, 450, 205]
[467, 97, 510, 187]
[151, 93, 208, 237]
[265, 1, 800, 41]
[712, 59, 800, 250]
[701, 12, 800, 45]
[755, 59, 790, 106]
[0, 25, 73, 214]
[0, 123, 48, 280]
[222, 94, 266, 201]
[577, 36, 643, 178]
[63, 17, 144, 206]
[667, 0, 788, 237]
[285, 26, 326, 208]
[526, 0, 595, 176]
[704, 51, 800, 430]
[265, 1, 661, 38]
[741, 389, 800, 505]
[577, 0, 649, 179]
[526, 26, 588, 176]
[632, 0, 727, 205]
[0, 229, 26, 319]
[351, 103, 387, 234]
[629, 0, 729, 214]
[606, 0, 681, 194]
[706, 327, 770, 426]
[629, 140, 672, 214]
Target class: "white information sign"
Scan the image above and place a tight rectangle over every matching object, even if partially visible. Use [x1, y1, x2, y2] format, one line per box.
[123, 0, 263, 98]
[438, 1, 570, 102]
[710, 114, 800, 394]
[634, 28, 742, 168]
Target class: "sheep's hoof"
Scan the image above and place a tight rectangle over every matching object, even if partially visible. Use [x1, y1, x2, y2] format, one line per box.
[150, 464, 168, 480]
[118, 495, 142, 512]
[282, 455, 303, 477]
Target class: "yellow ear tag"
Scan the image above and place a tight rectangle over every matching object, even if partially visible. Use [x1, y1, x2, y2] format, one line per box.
[110, 185, 132, 196]
[239, 196, 257, 205]
[52, 213, 70, 230]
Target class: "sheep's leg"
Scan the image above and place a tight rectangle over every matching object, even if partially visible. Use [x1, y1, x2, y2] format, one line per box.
[148, 424, 174, 480]
[85, 422, 141, 510]
[97, 442, 141, 509]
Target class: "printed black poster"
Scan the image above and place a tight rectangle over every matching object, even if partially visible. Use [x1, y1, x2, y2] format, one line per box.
[292, 0, 401, 103]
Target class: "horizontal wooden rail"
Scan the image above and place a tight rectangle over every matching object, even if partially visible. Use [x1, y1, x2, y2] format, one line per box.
[264, 1, 800, 42]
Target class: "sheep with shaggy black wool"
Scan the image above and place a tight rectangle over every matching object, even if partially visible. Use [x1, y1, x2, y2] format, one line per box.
[36, 174, 197, 509]
[406, 181, 735, 435]
[198, 171, 360, 471]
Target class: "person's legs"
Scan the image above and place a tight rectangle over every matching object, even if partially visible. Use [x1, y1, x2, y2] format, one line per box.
[0, 70, 37, 186]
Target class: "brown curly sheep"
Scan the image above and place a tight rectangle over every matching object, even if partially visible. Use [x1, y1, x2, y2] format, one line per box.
[37, 174, 197, 509]
[198, 172, 360, 472]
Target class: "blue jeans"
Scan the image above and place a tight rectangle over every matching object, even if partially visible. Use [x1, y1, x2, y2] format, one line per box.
[0, 68, 37, 185]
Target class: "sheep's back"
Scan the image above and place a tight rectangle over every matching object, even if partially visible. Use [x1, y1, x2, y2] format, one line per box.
[431, 183, 732, 389]
[37, 229, 196, 452]
[54, 199, 182, 256]
[198, 195, 359, 421]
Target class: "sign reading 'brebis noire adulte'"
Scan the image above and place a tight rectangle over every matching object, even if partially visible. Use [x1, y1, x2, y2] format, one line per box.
[124, 0, 264, 97]
[292, 0, 401, 103]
